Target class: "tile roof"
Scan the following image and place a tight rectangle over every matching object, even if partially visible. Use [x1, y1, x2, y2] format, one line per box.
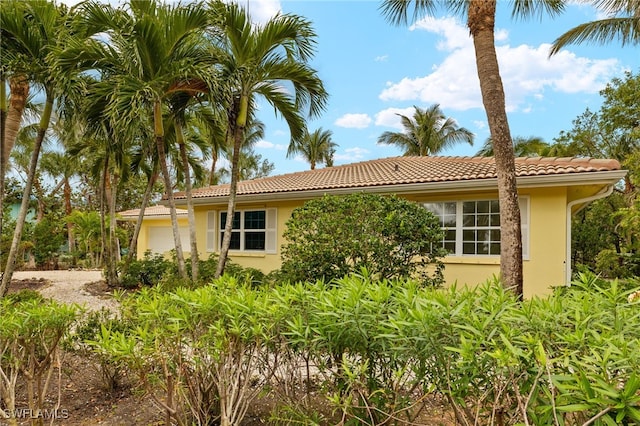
[174, 156, 622, 200]
[118, 205, 187, 219]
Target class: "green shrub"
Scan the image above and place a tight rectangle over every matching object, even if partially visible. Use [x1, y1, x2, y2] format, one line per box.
[0, 298, 80, 426]
[70, 308, 131, 391]
[118, 251, 172, 288]
[89, 276, 282, 426]
[280, 193, 446, 285]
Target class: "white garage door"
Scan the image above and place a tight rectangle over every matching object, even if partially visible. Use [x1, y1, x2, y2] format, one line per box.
[148, 226, 190, 254]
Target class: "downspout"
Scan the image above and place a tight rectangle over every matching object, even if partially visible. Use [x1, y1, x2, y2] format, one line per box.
[565, 184, 614, 285]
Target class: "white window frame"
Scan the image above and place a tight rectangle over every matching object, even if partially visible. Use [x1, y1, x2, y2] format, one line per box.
[424, 197, 530, 260]
[217, 208, 277, 254]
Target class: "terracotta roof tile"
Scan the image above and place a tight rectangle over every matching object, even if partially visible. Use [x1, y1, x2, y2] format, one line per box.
[174, 156, 621, 200]
[118, 205, 187, 219]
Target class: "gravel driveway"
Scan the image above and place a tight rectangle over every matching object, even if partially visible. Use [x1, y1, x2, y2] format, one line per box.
[12, 270, 119, 311]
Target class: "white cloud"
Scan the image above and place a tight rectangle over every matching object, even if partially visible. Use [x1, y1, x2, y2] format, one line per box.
[233, 0, 281, 24]
[334, 147, 370, 162]
[255, 140, 286, 150]
[381, 16, 621, 113]
[473, 120, 486, 130]
[375, 55, 389, 62]
[334, 113, 372, 129]
[374, 107, 415, 129]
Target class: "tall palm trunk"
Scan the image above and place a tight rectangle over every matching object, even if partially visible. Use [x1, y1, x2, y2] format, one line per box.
[2, 75, 29, 171]
[106, 170, 119, 286]
[216, 94, 247, 278]
[100, 158, 110, 281]
[177, 124, 199, 282]
[468, 0, 523, 298]
[154, 101, 187, 278]
[0, 96, 52, 297]
[64, 177, 75, 254]
[125, 170, 158, 268]
[209, 151, 218, 185]
[215, 127, 242, 278]
[1, 75, 6, 253]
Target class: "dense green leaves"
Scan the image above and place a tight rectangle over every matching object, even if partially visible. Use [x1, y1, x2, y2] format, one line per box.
[280, 193, 446, 285]
[81, 272, 640, 425]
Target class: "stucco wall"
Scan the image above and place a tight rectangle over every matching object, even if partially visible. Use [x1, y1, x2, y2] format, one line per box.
[139, 187, 573, 297]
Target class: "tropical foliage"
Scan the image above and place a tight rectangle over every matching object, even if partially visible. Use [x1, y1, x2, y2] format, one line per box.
[280, 193, 446, 285]
[380, 1, 567, 297]
[75, 272, 640, 425]
[287, 127, 337, 169]
[378, 104, 474, 156]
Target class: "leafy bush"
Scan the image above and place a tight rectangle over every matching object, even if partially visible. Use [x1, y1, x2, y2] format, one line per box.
[89, 276, 282, 426]
[118, 251, 173, 288]
[595, 249, 640, 279]
[70, 308, 131, 391]
[280, 193, 446, 285]
[0, 298, 80, 426]
[87, 273, 640, 425]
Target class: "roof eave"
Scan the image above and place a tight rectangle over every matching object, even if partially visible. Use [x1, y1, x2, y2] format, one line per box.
[168, 169, 628, 207]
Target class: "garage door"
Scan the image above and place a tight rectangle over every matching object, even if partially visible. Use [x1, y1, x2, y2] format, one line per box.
[148, 226, 190, 254]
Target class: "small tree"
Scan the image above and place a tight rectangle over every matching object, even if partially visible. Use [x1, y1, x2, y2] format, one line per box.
[280, 193, 446, 285]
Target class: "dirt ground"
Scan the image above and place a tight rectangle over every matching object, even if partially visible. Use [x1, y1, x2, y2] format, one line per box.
[6, 271, 455, 426]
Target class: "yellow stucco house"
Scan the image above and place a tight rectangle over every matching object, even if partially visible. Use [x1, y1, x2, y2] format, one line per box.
[120, 156, 626, 298]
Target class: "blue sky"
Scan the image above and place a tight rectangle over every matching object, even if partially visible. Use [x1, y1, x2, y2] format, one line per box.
[238, 1, 639, 175]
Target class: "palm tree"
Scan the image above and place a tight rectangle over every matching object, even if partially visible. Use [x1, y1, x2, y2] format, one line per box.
[476, 136, 551, 157]
[0, 1, 72, 296]
[378, 104, 474, 156]
[0, 0, 31, 189]
[60, 0, 218, 280]
[288, 127, 338, 169]
[380, 0, 565, 298]
[550, 0, 640, 55]
[213, 3, 328, 279]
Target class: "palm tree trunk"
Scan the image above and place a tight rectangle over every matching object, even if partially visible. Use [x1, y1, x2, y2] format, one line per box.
[177, 124, 199, 282]
[0, 96, 52, 297]
[100, 158, 110, 281]
[64, 177, 75, 254]
[216, 126, 243, 278]
[106, 170, 119, 286]
[154, 101, 187, 278]
[125, 171, 158, 267]
[0, 74, 7, 253]
[209, 151, 218, 185]
[468, 0, 523, 298]
[2, 75, 29, 172]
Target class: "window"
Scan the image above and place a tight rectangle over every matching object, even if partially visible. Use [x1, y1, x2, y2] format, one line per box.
[424, 198, 529, 258]
[216, 209, 277, 253]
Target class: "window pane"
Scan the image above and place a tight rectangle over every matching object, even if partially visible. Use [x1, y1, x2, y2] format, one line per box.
[463, 242, 475, 254]
[220, 212, 241, 230]
[490, 200, 500, 213]
[477, 201, 490, 213]
[463, 201, 476, 214]
[490, 229, 501, 241]
[444, 202, 456, 215]
[220, 231, 240, 250]
[424, 203, 441, 215]
[463, 229, 476, 242]
[463, 214, 475, 227]
[443, 214, 456, 227]
[444, 241, 455, 253]
[245, 232, 265, 250]
[490, 243, 501, 255]
[490, 214, 501, 226]
[477, 242, 489, 255]
[445, 229, 456, 241]
[477, 214, 489, 227]
[244, 210, 265, 229]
